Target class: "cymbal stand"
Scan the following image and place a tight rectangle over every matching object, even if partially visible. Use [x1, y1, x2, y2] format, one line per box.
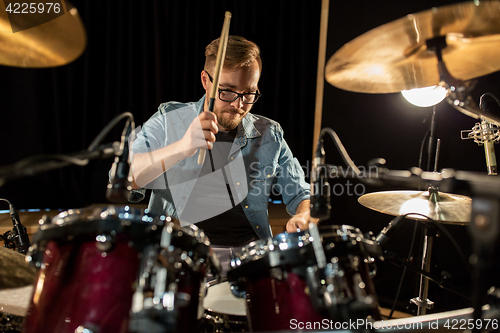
[410, 93, 442, 315]
[410, 219, 436, 315]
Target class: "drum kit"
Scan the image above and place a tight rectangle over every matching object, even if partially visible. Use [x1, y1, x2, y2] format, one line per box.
[1, 1, 500, 332]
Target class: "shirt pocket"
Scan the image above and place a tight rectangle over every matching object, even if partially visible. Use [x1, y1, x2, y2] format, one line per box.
[249, 162, 281, 202]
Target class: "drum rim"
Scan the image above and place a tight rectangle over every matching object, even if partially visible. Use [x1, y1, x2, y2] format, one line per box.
[51, 205, 158, 226]
[47, 205, 211, 246]
[230, 225, 369, 269]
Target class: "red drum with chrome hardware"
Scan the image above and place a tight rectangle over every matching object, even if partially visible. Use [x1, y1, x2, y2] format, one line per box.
[22, 205, 219, 333]
[227, 225, 381, 331]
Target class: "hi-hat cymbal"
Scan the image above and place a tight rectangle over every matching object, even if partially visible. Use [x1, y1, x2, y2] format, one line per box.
[0, 1, 86, 68]
[0, 247, 35, 290]
[326, 1, 500, 93]
[358, 190, 471, 224]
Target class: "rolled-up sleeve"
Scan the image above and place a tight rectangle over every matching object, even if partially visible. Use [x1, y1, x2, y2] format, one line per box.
[274, 125, 310, 215]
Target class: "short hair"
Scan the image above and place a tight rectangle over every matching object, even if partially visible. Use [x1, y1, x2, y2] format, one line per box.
[204, 35, 262, 73]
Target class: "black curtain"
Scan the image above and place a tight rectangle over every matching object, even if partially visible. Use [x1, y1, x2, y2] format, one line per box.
[0, 0, 321, 210]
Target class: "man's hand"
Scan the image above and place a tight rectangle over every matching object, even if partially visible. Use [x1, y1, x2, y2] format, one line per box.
[285, 200, 320, 233]
[131, 111, 219, 188]
[182, 111, 218, 157]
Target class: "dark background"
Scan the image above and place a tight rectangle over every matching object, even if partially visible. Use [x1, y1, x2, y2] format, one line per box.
[1, 0, 499, 316]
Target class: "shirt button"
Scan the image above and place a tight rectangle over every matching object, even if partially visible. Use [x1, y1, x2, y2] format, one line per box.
[256, 226, 259, 229]
[231, 156, 235, 160]
[236, 182, 240, 186]
[244, 205, 249, 209]
[267, 174, 271, 178]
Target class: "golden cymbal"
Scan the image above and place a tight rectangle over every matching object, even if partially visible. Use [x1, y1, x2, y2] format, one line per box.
[358, 190, 471, 224]
[0, 247, 35, 290]
[0, 1, 86, 68]
[325, 1, 500, 93]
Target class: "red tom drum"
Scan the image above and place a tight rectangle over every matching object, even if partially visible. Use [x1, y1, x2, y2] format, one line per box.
[23, 205, 219, 333]
[227, 224, 381, 331]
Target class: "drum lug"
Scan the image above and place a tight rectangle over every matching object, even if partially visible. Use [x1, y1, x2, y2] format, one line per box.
[95, 233, 116, 254]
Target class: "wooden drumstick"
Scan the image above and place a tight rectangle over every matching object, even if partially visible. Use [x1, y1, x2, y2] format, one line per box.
[198, 11, 232, 165]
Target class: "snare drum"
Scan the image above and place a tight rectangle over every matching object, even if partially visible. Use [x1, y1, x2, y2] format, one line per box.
[228, 225, 381, 331]
[22, 205, 219, 333]
[202, 281, 247, 332]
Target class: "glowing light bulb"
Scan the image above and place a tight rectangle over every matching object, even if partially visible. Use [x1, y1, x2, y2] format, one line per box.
[401, 85, 448, 107]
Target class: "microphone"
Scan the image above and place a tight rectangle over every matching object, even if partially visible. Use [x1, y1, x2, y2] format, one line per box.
[479, 95, 497, 175]
[9, 203, 31, 254]
[375, 215, 405, 247]
[461, 94, 499, 176]
[310, 138, 331, 220]
[481, 120, 497, 176]
[106, 120, 133, 203]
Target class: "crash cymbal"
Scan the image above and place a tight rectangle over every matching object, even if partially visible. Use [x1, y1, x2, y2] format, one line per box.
[326, 1, 500, 93]
[358, 190, 471, 224]
[0, 1, 86, 68]
[0, 247, 35, 290]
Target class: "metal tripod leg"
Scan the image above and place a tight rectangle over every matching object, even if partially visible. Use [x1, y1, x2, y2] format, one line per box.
[410, 225, 435, 315]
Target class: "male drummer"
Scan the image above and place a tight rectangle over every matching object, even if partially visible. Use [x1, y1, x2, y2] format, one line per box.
[129, 35, 318, 276]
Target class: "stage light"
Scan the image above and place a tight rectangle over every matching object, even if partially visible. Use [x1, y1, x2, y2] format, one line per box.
[401, 85, 448, 107]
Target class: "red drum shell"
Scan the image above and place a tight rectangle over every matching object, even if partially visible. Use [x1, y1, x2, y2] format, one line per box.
[23, 206, 216, 333]
[245, 271, 325, 331]
[24, 235, 140, 333]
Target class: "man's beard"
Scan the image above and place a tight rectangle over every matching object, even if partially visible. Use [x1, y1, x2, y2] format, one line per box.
[214, 107, 248, 131]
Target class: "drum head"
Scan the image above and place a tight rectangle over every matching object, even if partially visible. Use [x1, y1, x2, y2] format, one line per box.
[204, 282, 246, 316]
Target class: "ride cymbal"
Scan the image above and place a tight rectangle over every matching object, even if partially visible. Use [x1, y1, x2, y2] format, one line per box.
[358, 190, 471, 224]
[0, 1, 86, 68]
[326, 1, 500, 93]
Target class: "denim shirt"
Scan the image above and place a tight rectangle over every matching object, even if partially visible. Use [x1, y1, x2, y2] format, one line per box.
[130, 96, 310, 240]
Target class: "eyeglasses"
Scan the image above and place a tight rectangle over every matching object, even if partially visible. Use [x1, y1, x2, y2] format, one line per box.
[205, 70, 262, 104]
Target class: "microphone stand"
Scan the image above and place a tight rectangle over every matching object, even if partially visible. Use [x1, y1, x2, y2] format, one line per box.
[0, 143, 119, 187]
[0, 112, 134, 188]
